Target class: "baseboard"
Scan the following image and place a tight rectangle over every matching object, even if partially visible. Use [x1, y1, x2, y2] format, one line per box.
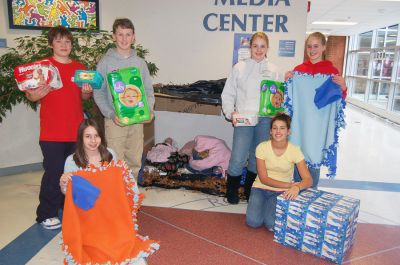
[0, 163, 43, 177]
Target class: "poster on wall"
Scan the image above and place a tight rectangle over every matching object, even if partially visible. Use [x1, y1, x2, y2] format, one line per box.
[7, 0, 99, 30]
[232, 33, 252, 65]
[278, 40, 296, 57]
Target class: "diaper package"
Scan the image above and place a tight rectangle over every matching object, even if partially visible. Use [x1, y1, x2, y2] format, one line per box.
[14, 59, 62, 91]
[107, 67, 151, 125]
[274, 189, 360, 264]
[74, 70, 104, 89]
[258, 80, 285, 117]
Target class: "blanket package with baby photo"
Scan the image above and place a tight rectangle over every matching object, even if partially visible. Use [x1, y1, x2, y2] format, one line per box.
[107, 67, 151, 125]
[258, 79, 285, 117]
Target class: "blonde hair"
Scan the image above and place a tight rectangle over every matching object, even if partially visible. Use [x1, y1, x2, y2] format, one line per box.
[250, 32, 269, 48]
[306, 32, 327, 60]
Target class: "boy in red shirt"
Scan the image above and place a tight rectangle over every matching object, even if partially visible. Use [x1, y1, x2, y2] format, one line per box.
[25, 26, 92, 229]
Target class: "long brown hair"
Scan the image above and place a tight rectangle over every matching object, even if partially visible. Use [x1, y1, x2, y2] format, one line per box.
[73, 119, 113, 168]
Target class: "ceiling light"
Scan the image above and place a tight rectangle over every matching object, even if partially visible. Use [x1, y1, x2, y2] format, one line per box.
[312, 21, 358, 26]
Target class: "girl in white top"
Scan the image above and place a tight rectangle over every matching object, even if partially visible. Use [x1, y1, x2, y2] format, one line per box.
[221, 32, 282, 204]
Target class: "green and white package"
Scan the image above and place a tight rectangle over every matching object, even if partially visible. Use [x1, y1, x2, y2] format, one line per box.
[258, 80, 285, 117]
[107, 67, 151, 125]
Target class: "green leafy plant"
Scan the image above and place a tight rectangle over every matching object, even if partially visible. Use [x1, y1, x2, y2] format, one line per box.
[0, 29, 159, 122]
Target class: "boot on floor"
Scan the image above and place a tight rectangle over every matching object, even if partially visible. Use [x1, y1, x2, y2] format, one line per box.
[226, 175, 241, 204]
[244, 170, 257, 201]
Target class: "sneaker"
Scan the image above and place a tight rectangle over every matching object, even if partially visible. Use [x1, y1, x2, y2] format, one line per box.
[40, 217, 61, 230]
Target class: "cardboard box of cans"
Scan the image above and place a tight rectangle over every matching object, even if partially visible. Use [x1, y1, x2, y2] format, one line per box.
[274, 189, 360, 264]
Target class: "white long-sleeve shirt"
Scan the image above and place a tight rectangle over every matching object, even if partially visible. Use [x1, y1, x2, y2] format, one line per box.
[221, 58, 282, 120]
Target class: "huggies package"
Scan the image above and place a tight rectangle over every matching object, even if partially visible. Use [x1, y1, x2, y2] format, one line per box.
[14, 59, 62, 91]
[107, 67, 151, 125]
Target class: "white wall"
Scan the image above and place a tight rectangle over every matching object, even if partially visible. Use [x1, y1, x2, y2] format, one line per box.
[155, 111, 234, 149]
[100, 0, 307, 84]
[0, 0, 42, 168]
[0, 0, 308, 169]
[0, 104, 41, 168]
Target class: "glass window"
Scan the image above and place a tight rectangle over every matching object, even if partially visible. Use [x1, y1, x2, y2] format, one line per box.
[397, 51, 400, 80]
[386, 25, 398, 47]
[352, 78, 368, 101]
[394, 84, 400, 113]
[382, 52, 394, 79]
[356, 52, 370, 76]
[346, 52, 355, 75]
[347, 24, 400, 118]
[359, 31, 372, 49]
[372, 51, 383, 78]
[372, 50, 394, 80]
[368, 81, 390, 109]
[375, 28, 386, 48]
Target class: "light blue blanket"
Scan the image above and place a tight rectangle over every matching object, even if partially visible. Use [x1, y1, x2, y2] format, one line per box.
[284, 72, 346, 177]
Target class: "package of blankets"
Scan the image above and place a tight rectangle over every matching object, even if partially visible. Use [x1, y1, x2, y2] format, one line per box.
[107, 67, 151, 125]
[61, 160, 159, 265]
[259, 79, 285, 117]
[14, 59, 63, 91]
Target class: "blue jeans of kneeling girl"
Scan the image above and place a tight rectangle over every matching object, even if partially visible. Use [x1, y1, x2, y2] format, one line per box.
[246, 187, 282, 230]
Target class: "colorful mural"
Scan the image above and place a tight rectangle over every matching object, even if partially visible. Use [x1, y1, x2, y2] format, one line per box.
[8, 0, 98, 30]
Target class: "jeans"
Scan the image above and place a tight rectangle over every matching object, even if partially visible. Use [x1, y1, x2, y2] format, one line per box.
[246, 188, 281, 230]
[227, 117, 271, 176]
[293, 165, 320, 188]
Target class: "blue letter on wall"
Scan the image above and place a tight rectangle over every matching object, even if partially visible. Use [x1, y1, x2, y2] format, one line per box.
[203, 13, 218, 31]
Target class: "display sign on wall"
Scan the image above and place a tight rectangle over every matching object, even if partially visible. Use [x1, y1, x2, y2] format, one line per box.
[0, 38, 7, 48]
[232, 33, 252, 65]
[278, 40, 296, 57]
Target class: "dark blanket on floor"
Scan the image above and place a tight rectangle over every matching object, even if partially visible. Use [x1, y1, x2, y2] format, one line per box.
[141, 170, 246, 199]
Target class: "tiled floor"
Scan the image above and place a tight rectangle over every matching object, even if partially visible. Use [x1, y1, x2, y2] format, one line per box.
[1, 104, 400, 264]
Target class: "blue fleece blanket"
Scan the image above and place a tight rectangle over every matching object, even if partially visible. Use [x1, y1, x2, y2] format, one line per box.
[284, 72, 346, 177]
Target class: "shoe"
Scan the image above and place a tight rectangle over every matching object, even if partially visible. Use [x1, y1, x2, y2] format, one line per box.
[244, 170, 257, 201]
[226, 175, 241, 204]
[40, 217, 61, 230]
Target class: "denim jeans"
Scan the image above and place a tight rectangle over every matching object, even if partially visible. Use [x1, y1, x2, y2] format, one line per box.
[227, 117, 271, 176]
[246, 188, 281, 230]
[293, 165, 320, 188]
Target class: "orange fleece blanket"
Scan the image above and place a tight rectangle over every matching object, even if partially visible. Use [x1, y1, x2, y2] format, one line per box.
[61, 160, 159, 264]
